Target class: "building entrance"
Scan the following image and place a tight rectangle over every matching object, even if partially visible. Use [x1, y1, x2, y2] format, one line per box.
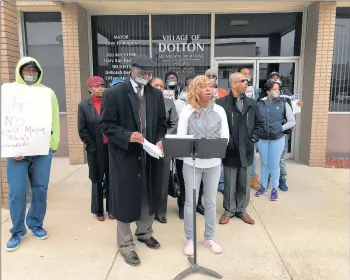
[215, 58, 299, 159]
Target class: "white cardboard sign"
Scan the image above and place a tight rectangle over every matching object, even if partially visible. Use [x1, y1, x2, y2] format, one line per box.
[1, 83, 52, 157]
[163, 90, 175, 100]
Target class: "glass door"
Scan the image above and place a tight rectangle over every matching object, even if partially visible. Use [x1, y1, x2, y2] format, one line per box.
[257, 60, 299, 159]
[216, 60, 257, 91]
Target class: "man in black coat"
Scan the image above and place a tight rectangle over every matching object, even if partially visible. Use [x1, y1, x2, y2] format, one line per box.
[98, 55, 166, 266]
[216, 72, 264, 226]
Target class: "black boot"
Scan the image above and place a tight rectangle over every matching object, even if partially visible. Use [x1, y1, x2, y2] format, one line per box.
[178, 208, 184, 220]
[196, 181, 205, 215]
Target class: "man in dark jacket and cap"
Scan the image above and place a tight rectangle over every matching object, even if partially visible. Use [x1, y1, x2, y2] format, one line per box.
[99, 55, 166, 266]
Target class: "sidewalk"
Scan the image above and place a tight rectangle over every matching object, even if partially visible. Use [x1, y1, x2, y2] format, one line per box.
[2, 159, 349, 280]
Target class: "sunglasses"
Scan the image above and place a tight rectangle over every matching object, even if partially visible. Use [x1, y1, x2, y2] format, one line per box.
[207, 75, 216, 79]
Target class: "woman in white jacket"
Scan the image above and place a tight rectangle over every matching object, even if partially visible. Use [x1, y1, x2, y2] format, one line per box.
[175, 75, 205, 219]
[177, 75, 229, 256]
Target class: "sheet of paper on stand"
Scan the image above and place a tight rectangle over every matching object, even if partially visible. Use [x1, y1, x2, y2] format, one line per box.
[163, 90, 175, 100]
[165, 134, 194, 139]
[143, 139, 163, 159]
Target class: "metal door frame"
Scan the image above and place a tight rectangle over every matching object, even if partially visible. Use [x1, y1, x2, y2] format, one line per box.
[214, 59, 258, 88]
[214, 58, 300, 160]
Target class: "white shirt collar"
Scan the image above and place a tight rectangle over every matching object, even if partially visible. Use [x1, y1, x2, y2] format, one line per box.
[130, 78, 144, 96]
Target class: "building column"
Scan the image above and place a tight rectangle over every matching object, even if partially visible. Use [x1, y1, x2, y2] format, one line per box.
[299, 2, 336, 167]
[61, 3, 90, 164]
[1, 1, 20, 208]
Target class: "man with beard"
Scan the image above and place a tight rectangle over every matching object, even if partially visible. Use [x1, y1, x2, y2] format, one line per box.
[99, 55, 166, 266]
[217, 72, 263, 226]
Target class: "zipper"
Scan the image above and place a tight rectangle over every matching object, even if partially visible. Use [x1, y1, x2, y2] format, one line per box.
[231, 112, 233, 125]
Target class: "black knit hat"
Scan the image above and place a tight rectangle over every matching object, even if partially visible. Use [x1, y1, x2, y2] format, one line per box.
[165, 71, 178, 81]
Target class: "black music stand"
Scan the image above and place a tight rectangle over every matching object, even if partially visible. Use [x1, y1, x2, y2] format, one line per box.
[163, 137, 227, 280]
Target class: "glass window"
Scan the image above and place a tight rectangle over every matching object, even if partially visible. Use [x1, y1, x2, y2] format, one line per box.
[91, 15, 150, 85]
[215, 13, 303, 57]
[151, 14, 211, 85]
[24, 12, 66, 112]
[330, 8, 350, 112]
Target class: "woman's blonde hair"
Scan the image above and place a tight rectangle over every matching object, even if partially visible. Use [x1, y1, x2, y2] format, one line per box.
[187, 75, 212, 116]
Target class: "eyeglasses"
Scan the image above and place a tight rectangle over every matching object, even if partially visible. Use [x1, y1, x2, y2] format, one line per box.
[207, 75, 216, 79]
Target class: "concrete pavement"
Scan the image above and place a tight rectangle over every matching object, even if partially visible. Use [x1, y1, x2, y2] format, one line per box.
[1, 159, 349, 280]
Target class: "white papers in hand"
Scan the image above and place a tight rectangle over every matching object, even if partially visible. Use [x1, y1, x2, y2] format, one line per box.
[143, 139, 163, 159]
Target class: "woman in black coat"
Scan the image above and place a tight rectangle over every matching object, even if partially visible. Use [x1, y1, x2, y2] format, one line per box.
[151, 77, 178, 224]
[78, 76, 113, 221]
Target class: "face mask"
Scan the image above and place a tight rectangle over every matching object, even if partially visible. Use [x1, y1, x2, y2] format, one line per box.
[23, 75, 38, 83]
[209, 78, 216, 84]
[167, 81, 177, 87]
[271, 92, 280, 99]
[134, 76, 150, 86]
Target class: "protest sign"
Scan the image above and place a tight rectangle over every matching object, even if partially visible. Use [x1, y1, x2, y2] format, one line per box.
[280, 94, 301, 114]
[213, 88, 219, 100]
[245, 86, 254, 99]
[290, 94, 301, 114]
[163, 90, 175, 100]
[1, 83, 52, 157]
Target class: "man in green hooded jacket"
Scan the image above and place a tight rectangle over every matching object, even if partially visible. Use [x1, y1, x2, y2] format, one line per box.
[4, 57, 60, 252]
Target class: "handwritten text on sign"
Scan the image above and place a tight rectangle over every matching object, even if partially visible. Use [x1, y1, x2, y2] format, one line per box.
[1, 83, 52, 157]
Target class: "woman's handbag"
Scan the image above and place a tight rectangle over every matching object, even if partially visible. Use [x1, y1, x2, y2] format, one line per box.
[168, 158, 180, 198]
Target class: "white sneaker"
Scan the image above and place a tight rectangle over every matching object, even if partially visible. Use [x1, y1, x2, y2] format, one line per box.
[204, 240, 223, 254]
[184, 240, 194, 256]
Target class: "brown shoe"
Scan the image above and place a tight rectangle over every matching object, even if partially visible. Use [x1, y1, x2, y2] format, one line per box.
[219, 215, 231, 225]
[236, 213, 255, 225]
[251, 174, 261, 190]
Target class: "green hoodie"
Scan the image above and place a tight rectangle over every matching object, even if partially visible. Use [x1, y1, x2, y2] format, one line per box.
[14, 57, 60, 151]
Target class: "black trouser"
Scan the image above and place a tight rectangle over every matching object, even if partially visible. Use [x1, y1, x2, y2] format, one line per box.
[176, 159, 204, 210]
[156, 156, 171, 217]
[91, 144, 110, 216]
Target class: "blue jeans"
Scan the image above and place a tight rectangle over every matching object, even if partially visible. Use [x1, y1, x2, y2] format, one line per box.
[7, 150, 53, 236]
[218, 165, 224, 192]
[279, 135, 289, 181]
[257, 138, 285, 190]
